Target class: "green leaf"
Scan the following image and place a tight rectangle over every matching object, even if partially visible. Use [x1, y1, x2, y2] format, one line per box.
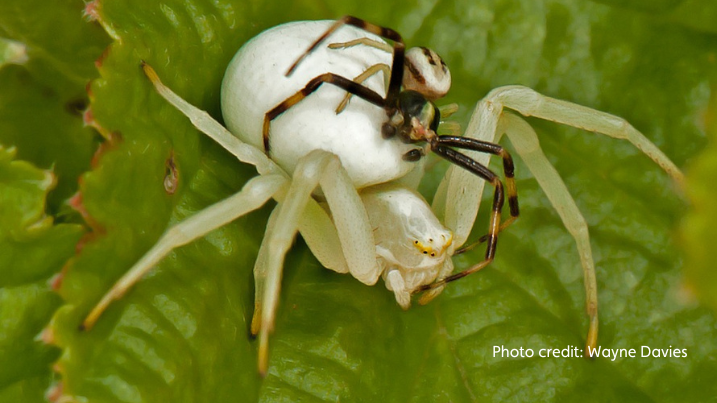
[0, 0, 108, 212]
[0, 1, 108, 401]
[681, 84, 717, 312]
[0, 147, 83, 402]
[48, 0, 717, 402]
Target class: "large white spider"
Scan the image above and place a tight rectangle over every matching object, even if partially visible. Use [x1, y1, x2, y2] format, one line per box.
[80, 17, 684, 375]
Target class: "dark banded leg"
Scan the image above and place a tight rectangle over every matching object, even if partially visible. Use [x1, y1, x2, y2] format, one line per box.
[437, 136, 520, 255]
[335, 63, 391, 113]
[263, 73, 387, 152]
[415, 146, 506, 292]
[286, 15, 405, 106]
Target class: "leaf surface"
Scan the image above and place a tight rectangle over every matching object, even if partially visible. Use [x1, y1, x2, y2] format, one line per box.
[0, 147, 83, 402]
[0, 1, 107, 401]
[38, 0, 717, 402]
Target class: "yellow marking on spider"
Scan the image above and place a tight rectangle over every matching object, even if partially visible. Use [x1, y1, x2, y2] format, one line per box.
[413, 233, 453, 257]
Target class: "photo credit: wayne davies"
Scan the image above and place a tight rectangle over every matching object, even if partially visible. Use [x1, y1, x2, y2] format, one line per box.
[492, 345, 688, 361]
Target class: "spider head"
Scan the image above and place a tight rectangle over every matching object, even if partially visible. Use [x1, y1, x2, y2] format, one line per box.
[363, 185, 454, 272]
[383, 90, 441, 147]
[403, 47, 451, 100]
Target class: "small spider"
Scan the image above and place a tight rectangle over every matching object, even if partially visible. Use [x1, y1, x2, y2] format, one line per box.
[80, 17, 684, 375]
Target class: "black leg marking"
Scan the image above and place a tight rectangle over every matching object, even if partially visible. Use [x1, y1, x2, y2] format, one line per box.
[437, 135, 519, 219]
[414, 145, 509, 292]
[286, 16, 406, 108]
[433, 136, 521, 255]
[433, 146, 504, 257]
[263, 73, 387, 153]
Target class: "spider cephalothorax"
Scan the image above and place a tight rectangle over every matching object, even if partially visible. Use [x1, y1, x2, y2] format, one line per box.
[386, 90, 440, 142]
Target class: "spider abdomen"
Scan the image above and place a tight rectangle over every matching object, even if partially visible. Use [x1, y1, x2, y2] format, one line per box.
[221, 20, 418, 188]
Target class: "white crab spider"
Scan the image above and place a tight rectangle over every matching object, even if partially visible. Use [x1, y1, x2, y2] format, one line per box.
[80, 18, 684, 375]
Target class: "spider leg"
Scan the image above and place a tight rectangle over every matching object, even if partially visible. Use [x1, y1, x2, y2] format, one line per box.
[433, 85, 682, 355]
[252, 195, 356, 338]
[432, 136, 519, 254]
[286, 15, 405, 106]
[327, 37, 392, 113]
[432, 100, 502, 249]
[438, 135, 520, 227]
[142, 62, 377, 373]
[417, 257, 454, 305]
[328, 37, 393, 53]
[439, 103, 460, 118]
[144, 61, 352, 280]
[80, 174, 284, 331]
[142, 62, 280, 177]
[335, 63, 391, 113]
[418, 146, 505, 291]
[249, 204, 278, 336]
[498, 112, 599, 354]
[485, 85, 684, 354]
[435, 85, 683, 250]
[437, 106, 462, 136]
[485, 85, 684, 184]
[254, 149, 380, 375]
[263, 73, 387, 152]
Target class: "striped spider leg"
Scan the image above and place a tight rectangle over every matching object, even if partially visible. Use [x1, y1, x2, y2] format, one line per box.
[423, 85, 685, 354]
